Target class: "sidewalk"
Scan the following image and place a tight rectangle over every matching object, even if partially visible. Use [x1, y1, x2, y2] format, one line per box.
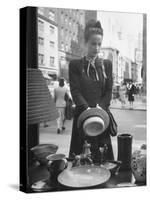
[39, 118, 146, 160]
[110, 98, 147, 111]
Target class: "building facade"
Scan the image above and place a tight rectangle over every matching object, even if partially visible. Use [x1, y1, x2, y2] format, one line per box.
[99, 47, 120, 85]
[56, 8, 86, 80]
[37, 7, 98, 80]
[37, 7, 59, 78]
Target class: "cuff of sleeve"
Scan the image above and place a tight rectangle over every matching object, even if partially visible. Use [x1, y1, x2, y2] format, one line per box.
[80, 104, 89, 112]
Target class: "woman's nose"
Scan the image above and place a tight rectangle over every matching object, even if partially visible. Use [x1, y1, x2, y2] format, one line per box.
[95, 45, 100, 50]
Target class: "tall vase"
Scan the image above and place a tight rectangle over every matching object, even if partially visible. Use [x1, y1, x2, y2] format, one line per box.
[117, 134, 132, 170]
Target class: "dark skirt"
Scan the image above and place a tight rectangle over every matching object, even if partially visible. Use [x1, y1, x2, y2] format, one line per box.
[69, 109, 114, 162]
[128, 93, 134, 102]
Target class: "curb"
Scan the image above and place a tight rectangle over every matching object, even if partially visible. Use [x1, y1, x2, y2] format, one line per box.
[110, 107, 146, 111]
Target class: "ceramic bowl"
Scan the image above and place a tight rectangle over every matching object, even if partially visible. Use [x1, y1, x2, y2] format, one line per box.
[31, 143, 58, 165]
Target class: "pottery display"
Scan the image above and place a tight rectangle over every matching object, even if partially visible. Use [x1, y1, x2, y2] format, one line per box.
[58, 165, 111, 188]
[31, 143, 58, 165]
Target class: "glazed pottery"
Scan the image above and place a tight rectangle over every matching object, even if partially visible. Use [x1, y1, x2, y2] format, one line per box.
[131, 144, 146, 183]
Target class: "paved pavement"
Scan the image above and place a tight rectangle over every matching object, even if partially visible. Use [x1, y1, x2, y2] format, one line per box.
[39, 108, 146, 160]
[110, 96, 146, 111]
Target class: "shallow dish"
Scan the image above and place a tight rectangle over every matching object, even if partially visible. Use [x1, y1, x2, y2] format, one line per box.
[58, 165, 111, 188]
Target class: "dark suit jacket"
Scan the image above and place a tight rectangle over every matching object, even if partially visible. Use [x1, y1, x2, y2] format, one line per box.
[68, 57, 114, 160]
[69, 57, 113, 111]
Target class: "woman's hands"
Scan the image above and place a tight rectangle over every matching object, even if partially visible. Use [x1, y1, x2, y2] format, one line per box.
[86, 107, 91, 110]
[86, 104, 103, 110]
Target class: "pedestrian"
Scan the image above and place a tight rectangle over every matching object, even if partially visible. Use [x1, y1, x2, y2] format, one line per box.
[127, 81, 136, 109]
[68, 19, 116, 161]
[119, 82, 126, 108]
[44, 78, 51, 128]
[54, 77, 70, 134]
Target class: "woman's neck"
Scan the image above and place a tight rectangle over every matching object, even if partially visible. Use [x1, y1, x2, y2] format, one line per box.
[86, 54, 98, 60]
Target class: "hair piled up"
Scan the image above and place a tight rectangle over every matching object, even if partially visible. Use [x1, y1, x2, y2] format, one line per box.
[59, 77, 65, 87]
[84, 19, 103, 42]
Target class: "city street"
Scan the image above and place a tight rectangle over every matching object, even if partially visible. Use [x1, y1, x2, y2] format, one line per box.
[39, 108, 146, 160]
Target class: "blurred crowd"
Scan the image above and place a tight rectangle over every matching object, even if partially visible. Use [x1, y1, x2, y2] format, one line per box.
[112, 81, 144, 109]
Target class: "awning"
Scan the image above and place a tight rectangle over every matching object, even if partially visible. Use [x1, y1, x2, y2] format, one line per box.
[41, 71, 52, 80]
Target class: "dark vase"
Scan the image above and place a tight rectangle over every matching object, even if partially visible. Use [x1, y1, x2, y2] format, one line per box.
[117, 134, 133, 170]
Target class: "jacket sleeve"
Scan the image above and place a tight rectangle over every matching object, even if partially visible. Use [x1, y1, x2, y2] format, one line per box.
[69, 60, 89, 110]
[99, 59, 113, 109]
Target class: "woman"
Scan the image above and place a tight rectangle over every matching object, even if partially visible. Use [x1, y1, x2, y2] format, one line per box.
[54, 77, 70, 134]
[69, 19, 115, 162]
[127, 81, 136, 109]
[119, 82, 126, 108]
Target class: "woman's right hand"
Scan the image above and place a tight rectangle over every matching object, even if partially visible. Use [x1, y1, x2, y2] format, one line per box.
[86, 107, 91, 110]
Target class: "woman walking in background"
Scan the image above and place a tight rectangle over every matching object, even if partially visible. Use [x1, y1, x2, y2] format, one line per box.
[54, 77, 70, 134]
[127, 81, 136, 109]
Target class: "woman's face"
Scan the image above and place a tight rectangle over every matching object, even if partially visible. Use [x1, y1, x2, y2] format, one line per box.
[86, 34, 103, 58]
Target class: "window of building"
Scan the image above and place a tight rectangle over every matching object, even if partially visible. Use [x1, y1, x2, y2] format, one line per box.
[80, 16, 84, 26]
[38, 20, 44, 32]
[69, 20, 72, 27]
[50, 41, 55, 48]
[50, 56, 55, 66]
[38, 54, 44, 65]
[65, 14, 68, 23]
[61, 27, 64, 37]
[65, 44, 69, 51]
[73, 22, 76, 30]
[61, 12, 64, 22]
[38, 7, 44, 15]
[49, 25, 55, 34]
[38, 37, 44, 45]
[61, 42, 64, 50]
[73, 32, 76, 41]
[48, 10, 55, 21]
[65, 29, 68, 35]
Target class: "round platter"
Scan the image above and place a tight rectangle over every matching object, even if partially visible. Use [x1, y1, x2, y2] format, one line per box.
[58, 165, 111, 188]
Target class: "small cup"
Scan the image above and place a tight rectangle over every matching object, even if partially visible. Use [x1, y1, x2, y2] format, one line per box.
[46, 154, 68, 182]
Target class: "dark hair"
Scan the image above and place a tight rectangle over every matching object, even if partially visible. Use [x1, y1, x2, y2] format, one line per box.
[59, 77, 65, 87]
[84, 19, 103, 42]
